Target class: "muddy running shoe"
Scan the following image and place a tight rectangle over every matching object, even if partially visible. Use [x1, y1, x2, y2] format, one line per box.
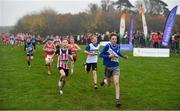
[100, 79, 105, 86]
[115, 99, 121, 107]
[94, 84, 98, 89]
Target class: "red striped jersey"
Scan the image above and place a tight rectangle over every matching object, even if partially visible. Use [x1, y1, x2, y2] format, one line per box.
[56, 49, 72, 69]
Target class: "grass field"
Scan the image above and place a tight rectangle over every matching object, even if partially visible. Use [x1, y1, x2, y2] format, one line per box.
[0, 45, 180, 110]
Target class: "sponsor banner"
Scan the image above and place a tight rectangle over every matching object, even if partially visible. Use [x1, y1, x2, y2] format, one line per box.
[133, 48, 170, 57]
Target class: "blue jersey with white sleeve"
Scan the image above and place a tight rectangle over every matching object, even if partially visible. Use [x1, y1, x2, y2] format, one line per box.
[99, 43, 124, 67]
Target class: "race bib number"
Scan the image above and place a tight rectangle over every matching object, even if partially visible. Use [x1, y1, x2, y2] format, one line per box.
[111, 56, 119, 62]
[61, 60, 68, 64]
[27, 47, 32, 51]
[45, 55, 53, 63]
[46, 48, 54, 52]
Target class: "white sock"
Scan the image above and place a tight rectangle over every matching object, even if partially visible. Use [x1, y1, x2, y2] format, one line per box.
[71, 68, 73, 74]
[104, 79, 108, 84]
[84, 64, 86, 71]
[58, 80, 62, 88]
[71, 64, 74, 74]
[116, 95, 119, 100]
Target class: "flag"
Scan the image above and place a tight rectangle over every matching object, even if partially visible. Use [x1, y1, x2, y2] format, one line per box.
[129, 14, 134, 45]
[141, 5, 148, 41]
[162, 6, 178, 47]
[120, 12, 126, 38]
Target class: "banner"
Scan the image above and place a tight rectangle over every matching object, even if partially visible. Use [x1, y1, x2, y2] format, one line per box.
[100, 41, 133, 51]
[133, 48, 170, 57]
[120, 44, 133, 51]
[129, 14, 134, 45]
[119, 12, 126, 38]
[162, 6, 178, 47]
[141, 5, 148, 41]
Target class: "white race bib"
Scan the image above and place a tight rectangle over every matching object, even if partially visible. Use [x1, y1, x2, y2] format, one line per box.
[45, 55, 53, 63]
[61, 60, 68, 64]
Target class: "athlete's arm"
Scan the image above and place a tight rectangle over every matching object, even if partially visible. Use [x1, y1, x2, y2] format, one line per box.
[84, 50, 95, 55]
[68, 49, 74, 61]
[84, 45, 95, 55]
[24, 43, 26, 51]
[117, 51, 128, 59]
[43, 43, 46, 51]
[75, 44, 81, 51]
[99, 45, 110, 58]
[52, 48, 59, 58]
[53, 43, 56, 52]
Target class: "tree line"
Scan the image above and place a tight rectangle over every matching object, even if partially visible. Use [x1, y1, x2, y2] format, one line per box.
[12, 0, 180, 36]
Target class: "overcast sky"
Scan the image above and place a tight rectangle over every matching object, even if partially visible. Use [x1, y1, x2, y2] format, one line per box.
[0, 0, 180, 26]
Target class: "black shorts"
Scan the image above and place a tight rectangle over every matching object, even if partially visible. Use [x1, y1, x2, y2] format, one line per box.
[86, 63, 97, 72]
[32, 42, 36, 46]
[27, 53, 33, 56]
[73, 58, 77, 62]
[58, 67, 69, 77]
